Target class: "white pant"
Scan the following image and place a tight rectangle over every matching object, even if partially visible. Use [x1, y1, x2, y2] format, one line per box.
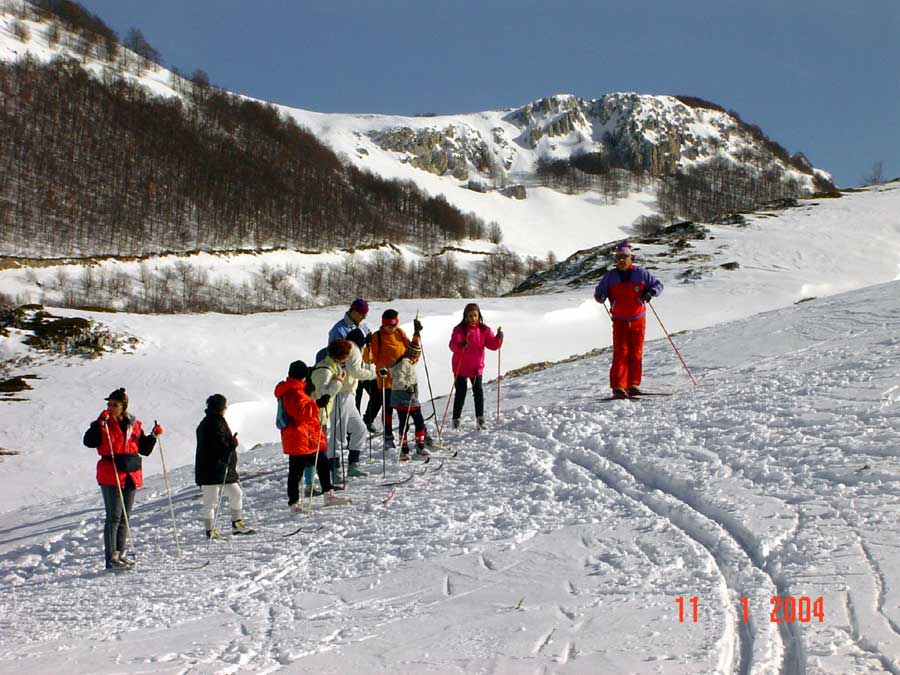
[201, 483, 243, 530]
[326, 392, 368, 459]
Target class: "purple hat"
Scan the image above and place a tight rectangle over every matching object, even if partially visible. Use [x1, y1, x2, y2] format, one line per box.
[614, 240, 633, 257]
[350, 298, 369, 315]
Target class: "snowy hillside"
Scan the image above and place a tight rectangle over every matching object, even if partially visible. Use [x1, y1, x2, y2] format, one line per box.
[2, 182, 900, 512]
[0, 3, 829, 264]
[3, 279, 900, 674]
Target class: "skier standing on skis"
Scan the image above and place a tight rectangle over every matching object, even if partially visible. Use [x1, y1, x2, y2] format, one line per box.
[593, 240, 663, 399]
[275, 360, 349, 510]
[328, 298, 372, 411]
[363, 309, 420, 448]
[449, 303, 503, 430]
[82, 388, 160, 570]
[388, 336, 431, 461]
[195, 394, 253, 539]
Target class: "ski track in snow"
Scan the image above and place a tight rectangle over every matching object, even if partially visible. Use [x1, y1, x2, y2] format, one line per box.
[3, 285, 900, 672]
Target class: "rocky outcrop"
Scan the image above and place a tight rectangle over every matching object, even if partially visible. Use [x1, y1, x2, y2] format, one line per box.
[367, 92, 825, 193]
[370, 126, 472, 180]
[501, 185, 527, 199]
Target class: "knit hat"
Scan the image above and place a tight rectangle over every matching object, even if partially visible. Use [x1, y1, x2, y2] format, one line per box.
[288, 360, 308, 380]
[328, 339, 353, 362]
[105, 387, 128, 410]
[346, 328, 366, 348]
[405, 342, 422, 359]
[205, 393, 227, 414]
[350, 298, 369, 315]
[382, 308, 399, 327]
[614, 240, 633, 257]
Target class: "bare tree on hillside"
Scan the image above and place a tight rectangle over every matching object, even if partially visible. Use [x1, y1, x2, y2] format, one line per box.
[123, 27, 161, 67]
[862, 160, 884, 186]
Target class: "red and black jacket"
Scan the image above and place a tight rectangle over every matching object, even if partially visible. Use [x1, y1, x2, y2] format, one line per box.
[83, 414, 156, 488]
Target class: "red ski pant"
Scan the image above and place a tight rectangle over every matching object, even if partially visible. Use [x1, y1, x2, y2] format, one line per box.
[609, 315, 646, 390]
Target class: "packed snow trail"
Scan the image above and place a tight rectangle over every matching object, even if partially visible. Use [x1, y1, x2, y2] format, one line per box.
[3, 282, 900, 673]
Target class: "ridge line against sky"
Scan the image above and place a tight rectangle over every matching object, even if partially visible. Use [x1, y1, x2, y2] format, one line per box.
[74, 0, 900, 188]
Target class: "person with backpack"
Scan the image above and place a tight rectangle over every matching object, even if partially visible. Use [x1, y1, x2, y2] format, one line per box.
[328, 298, 373, 411]
[449, 303, 503, 430]
[274, 360, 349, 510]
[363, 309, 421, 448]
[593, 240, 664, 399]
[195, 394, 254, 539]
[310, 340, 352, 484]
[82, 388, 160, 570]
[388, 340, 431, 461]
[339, 328, 377, 477]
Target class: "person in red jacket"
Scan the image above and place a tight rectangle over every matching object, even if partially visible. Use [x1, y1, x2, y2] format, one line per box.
[274, 360, 349, 510]
[82, 388, 160, 570]
[449, 303, 503, 430]
[593, 240, 664, 398]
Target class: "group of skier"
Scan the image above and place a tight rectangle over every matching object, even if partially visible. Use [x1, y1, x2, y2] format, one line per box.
[84, 240, 662, 571]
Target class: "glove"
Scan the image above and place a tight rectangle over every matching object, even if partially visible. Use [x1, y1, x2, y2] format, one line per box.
[377, 367, 389, 377]
[315, 394, 331, 408]
[594, 294, 606, 304]
[641, 290, 654, 303]
[98, 409, 110, 422]
[460, 339, 468, 349]
[496, 328, 504, 340]
[152, 423, 163, 436]
[364, 332, 373, 346]
[413, 318, 423, 333]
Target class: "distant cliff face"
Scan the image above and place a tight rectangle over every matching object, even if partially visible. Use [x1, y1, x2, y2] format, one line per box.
[366, 93, 831, 193]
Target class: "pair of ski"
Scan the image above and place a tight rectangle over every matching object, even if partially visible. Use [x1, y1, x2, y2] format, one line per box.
[599, 390, 675, 402]
[380, 449, 456, 487]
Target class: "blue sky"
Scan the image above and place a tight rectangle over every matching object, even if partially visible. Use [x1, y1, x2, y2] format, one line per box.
[77, 0, 898, 188]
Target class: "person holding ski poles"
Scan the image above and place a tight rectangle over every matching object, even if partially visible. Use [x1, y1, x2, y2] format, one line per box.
[275, 360, 349, 510]
[310, 340, 352, 484]
[328, 298, 372, 411]
[388, 338, 431, 461]
[362, 309, 420, 448]
[449, 303, 503, 430]
[340, 328, 377, 477]
[82, 388, 160, 570]
[593, 240, 663, 399]
[195, 394, 254, 539]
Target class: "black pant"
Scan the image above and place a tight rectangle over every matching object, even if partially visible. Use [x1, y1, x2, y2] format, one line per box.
[288, 453, 333, 504]
[396, 407, 426, 444]
[452, 375, 484, 419]
[355, 380, 372, 412]
[363, 384, 393, 439]
[100, 482, 135, 561]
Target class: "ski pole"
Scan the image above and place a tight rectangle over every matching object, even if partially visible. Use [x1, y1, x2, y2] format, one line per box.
[647, 300, 697, 386]
[417, 321, 442, 446]
[102, 420, 136, 561]
[496, 346, 502, 422]
[439, 336, 467, 436]
[381, 375, 387, 478]
[154, 420, 182, 558]
[307, 425, 324, 516]
[208, 445, 234, 548]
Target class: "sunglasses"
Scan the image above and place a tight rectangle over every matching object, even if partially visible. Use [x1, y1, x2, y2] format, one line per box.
[614, 254, 631, 261]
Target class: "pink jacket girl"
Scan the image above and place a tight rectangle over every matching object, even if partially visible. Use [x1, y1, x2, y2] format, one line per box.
[449, 303, 503, 429]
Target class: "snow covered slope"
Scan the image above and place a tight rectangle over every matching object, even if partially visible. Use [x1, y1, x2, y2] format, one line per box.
[2, 183, 899, 513]
[0, 4, 829, 263]
[3, 278, 900, 674]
